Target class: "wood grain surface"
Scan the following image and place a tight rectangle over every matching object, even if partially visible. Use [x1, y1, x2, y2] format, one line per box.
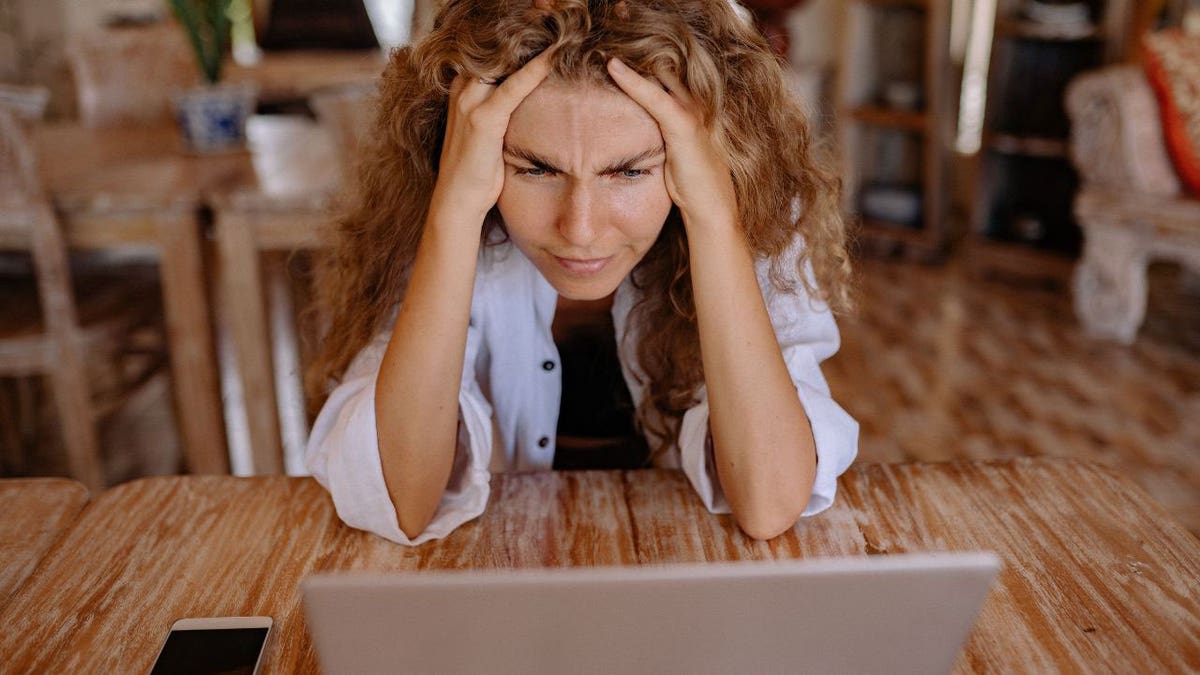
[0, 478, 88, 609]
[0, 460, 1196, 673]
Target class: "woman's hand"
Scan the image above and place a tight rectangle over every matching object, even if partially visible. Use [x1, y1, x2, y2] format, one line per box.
[430, 48, 557, 225]
[605, 58, 738, 231]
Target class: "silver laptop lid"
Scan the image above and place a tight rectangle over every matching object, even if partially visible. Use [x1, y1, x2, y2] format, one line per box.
[303, 552, 1001, 675]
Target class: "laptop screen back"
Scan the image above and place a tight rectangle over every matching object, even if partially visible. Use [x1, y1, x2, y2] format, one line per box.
[303, 552, 1000, 675]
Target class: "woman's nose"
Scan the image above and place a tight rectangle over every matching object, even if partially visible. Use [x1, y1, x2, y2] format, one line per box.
[556, 183, 601, 248]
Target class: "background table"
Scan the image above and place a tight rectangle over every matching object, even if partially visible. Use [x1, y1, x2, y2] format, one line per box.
[33, 117, 337, 477]
[225, 51, 386, 106]
[0, 478, 88, 609]
[1, 459, 1197, 672]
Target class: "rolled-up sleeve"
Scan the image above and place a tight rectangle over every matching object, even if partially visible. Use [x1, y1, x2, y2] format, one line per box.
[305, 324, 494, 545]
[676, 238, 859, 518]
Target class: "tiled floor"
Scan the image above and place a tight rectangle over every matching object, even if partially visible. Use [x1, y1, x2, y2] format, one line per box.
[825, 256, 1200, 536]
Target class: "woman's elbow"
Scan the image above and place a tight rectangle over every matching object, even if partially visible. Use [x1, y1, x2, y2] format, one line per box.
[397, 505, 435, 540]
[731, 465, 815, 541]
[392, 484, 445, 540]
[390, 476, 442, 540]
[734, 496, 808, 541]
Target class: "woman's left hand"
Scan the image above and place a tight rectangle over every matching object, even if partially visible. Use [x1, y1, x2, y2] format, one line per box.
[606, 58, 738, 230]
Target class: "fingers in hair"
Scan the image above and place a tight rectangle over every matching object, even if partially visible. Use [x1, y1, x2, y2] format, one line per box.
[654, 68, 695, 106]
[606, 57, 689, 131]
[483, 46, 557, 113]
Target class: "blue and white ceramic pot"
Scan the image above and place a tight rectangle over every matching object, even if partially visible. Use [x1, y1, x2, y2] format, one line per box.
[171, 83, 259, 153]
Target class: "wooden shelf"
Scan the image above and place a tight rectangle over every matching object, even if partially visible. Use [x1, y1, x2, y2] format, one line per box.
[995, 18, 1104, 42]
[967, 0, 1132, 280]
[836, 0, 952, 261]
[861, 217, 925, 240]
[853, 217, 944, 261]
[848, 105, 928, 132]
[985, 133, 1070, 159]
[961, 237, 1075, 284]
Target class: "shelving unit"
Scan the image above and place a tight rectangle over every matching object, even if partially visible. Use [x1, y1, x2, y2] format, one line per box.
[965, 0, 1132, 281]
[835, 0, 954, 261]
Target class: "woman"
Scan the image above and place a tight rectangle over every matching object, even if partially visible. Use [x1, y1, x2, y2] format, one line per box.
[307, 0, 858, 545]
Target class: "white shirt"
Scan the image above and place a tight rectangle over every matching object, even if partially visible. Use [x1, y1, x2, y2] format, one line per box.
[306, 236, 859, 545]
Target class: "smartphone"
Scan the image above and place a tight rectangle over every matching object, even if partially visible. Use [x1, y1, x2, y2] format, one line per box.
[149, 616, 273, 675]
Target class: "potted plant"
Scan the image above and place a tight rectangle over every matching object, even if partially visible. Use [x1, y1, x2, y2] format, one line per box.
[167, 0, 258, 152]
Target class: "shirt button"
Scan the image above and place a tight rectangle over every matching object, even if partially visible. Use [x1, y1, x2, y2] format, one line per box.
[537, 436, 550, 448]
[542, 360, 556, 371]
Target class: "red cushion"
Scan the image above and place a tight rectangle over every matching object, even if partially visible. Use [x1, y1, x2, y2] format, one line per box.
[1143, 30, 1200, 197]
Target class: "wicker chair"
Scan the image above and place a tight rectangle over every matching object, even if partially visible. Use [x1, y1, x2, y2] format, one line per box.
[1066, 65, 1200, 344]
[0, 88, 164, 489]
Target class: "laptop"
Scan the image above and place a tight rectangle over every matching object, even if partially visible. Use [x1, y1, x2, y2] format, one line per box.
[302, 552, 1001, 675]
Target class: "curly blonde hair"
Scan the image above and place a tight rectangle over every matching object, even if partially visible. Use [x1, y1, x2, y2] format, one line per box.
[310, 0, 852, 453]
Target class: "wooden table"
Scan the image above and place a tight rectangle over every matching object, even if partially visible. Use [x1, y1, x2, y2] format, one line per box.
[34, 117, 337, 477]
[0, 478, 88, 609]
[2, 459, 1197, 672]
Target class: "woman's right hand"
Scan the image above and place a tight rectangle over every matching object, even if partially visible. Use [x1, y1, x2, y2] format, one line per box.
[430, 48, 557, 225]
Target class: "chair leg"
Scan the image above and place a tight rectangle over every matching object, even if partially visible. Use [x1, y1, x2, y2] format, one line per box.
[29, 204, 105, 489]
[265, 255, 308, 475]
[216, 209, 283, 474]
[1072, 219, 1149, 345]
[46, 353, 104, 490]
[0, 379, 24, 473]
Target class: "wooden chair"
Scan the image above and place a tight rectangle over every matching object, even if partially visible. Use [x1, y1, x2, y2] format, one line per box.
[0, 92, 164, 489]
[212, 116, 339, 476]
[65, 21, 197, 128]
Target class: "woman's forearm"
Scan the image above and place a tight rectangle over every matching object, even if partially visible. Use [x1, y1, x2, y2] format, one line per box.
[366, 49, 555, 540]
[375, 205, 483, 539]
[685, 213, 817, 540]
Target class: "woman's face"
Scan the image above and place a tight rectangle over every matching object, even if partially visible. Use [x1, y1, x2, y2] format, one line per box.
[497, 79, 674, 300]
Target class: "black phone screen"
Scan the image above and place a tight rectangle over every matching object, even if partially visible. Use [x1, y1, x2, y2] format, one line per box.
[149, 627, 269, 675]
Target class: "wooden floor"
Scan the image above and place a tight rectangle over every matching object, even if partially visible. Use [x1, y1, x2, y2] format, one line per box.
[826, 256, 1200, 537]
[6, 252, 1199, 537]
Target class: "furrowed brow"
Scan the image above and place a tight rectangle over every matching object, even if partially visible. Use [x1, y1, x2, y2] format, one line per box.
[503, 144, 665, 175]
[597, 145, 665, 174]
[502, 146, 565, 173]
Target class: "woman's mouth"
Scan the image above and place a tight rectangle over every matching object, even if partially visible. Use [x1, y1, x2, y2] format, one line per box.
[553, 255, 613, 276]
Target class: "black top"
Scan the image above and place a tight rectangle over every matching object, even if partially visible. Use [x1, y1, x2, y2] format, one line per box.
[551, 306, 649, 471]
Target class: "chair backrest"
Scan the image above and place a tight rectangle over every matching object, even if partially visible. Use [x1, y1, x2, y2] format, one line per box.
[309, 82, 378, 180]
[66, 22, 199, 128]
[0, 85, 102, 489]
[0, 83, 50, 122]
[0, 110, 37, 204]
[0, 86, 49, 217]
